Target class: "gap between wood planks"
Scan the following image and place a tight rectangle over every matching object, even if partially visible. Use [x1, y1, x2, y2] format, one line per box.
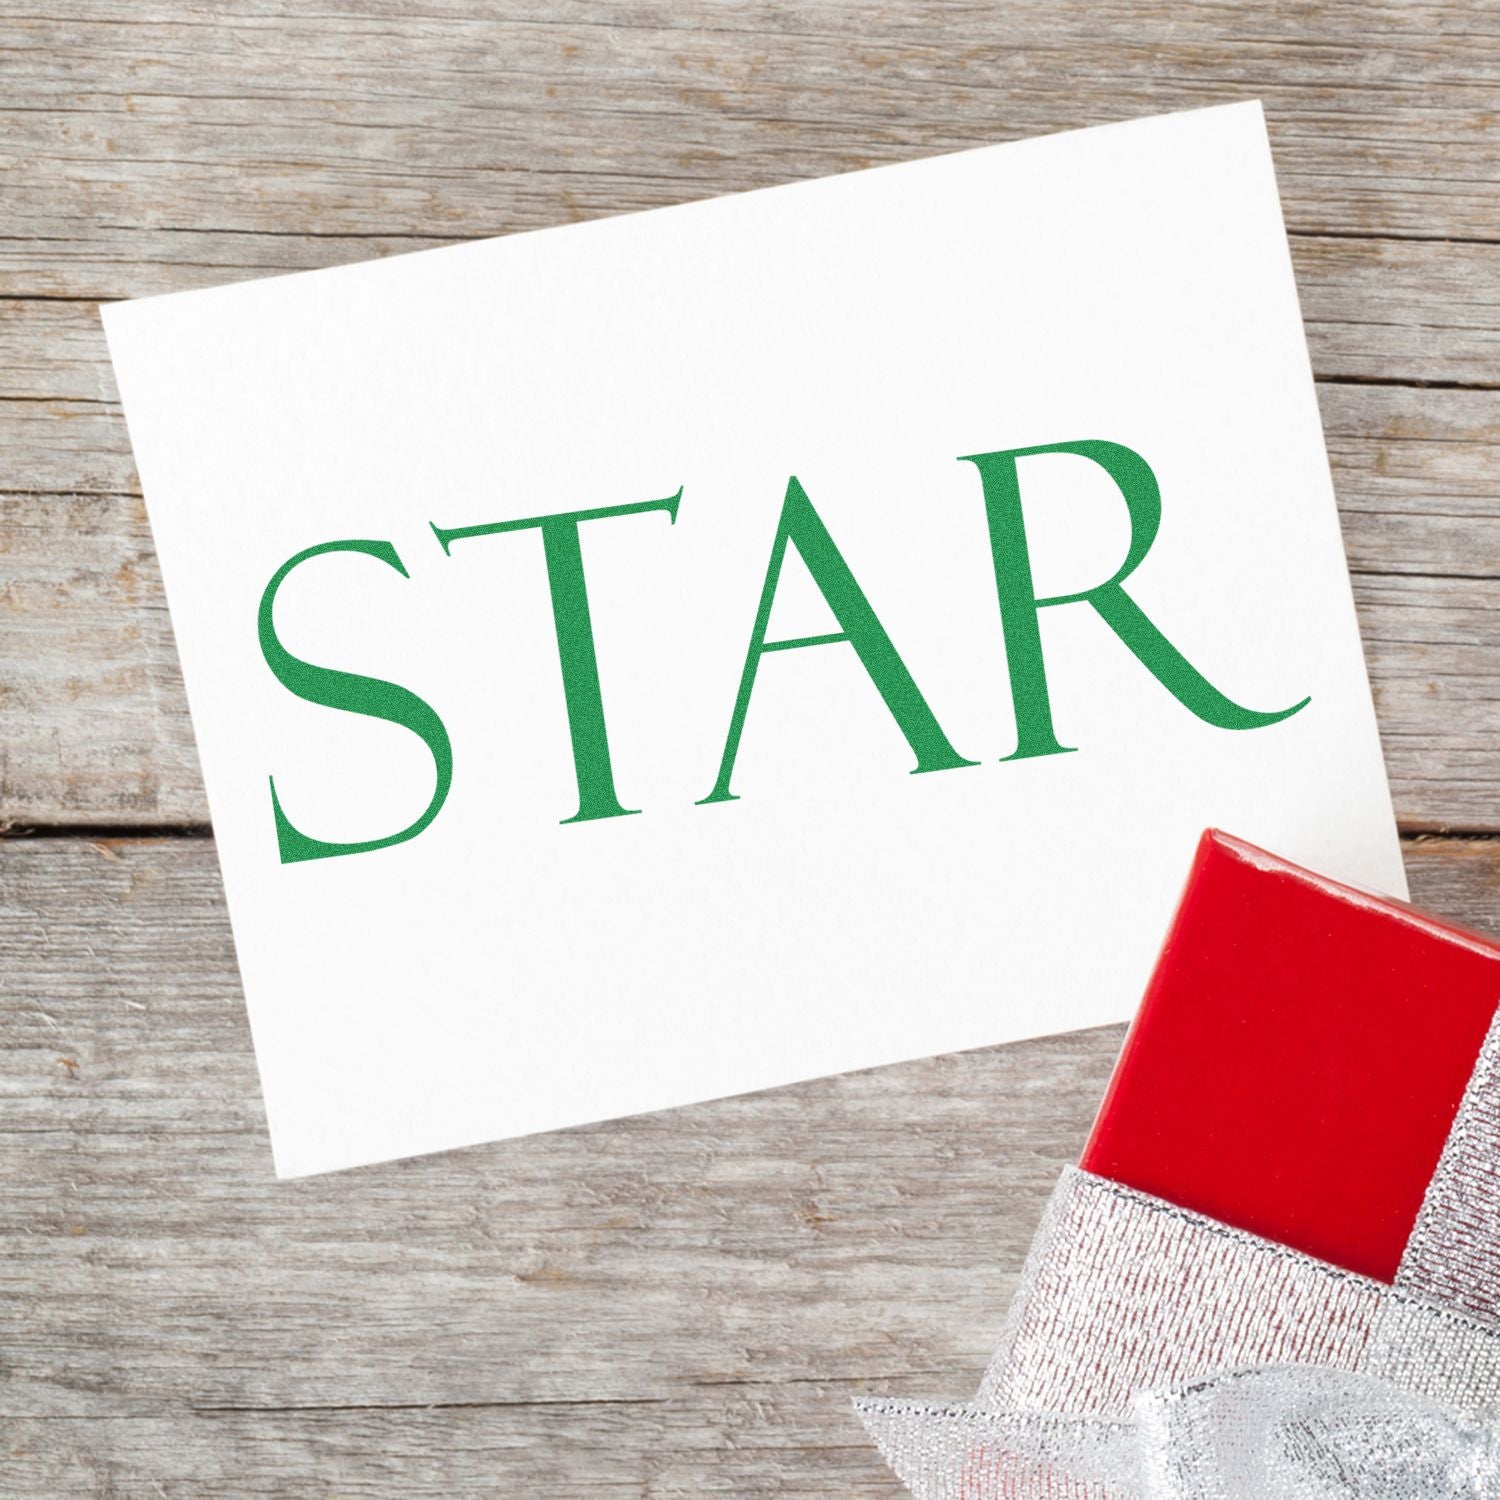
[3, 221, 1500, 305]
[1, 827, 1496, 843]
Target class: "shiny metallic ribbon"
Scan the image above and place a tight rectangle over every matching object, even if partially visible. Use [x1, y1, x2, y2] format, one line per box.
[860, 1366, 1500, 1498]
[858, 1012, 1500, 1499]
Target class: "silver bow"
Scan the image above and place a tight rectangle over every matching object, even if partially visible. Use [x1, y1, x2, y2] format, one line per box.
[1139, 1366, 1500, 1499]
[861, 1016, 1500, 1499]
[858, 1366, 1500, 1499]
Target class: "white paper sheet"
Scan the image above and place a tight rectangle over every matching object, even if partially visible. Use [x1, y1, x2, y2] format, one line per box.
[102, 101, 1405, 1177]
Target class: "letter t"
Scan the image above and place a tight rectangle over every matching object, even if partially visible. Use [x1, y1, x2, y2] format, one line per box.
[431, 489, 682, 824]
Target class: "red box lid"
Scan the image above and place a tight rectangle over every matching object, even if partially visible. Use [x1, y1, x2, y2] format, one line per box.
[1080, 830, 1500, 1282]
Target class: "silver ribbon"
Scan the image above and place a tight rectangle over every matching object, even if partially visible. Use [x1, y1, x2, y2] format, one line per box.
[858, 1013, 1500, 1500]
[860, 1366, 1500, 1498]
[1137, 1366, 1500, 1499]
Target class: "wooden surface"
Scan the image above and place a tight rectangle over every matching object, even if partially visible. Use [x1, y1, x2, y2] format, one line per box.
[4, 3, 1500, 1494]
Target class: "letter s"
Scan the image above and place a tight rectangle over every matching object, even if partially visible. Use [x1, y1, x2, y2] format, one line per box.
[258, 539, 453, 865]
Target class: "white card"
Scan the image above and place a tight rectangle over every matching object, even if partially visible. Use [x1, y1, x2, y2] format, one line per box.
[104, 101, 1405, 1177]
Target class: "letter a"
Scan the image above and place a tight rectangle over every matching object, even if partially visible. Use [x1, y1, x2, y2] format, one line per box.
[699, 477, 974, 804]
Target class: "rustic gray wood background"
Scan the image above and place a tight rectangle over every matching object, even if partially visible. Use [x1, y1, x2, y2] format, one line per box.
[4, 3, 1500, 1494]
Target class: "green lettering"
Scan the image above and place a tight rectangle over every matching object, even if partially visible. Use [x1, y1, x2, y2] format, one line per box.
[431, 490, 681, 824]
[961, 439, 1310, 760]
[258, 539, 453, 864]
[700, 476, 975, 804]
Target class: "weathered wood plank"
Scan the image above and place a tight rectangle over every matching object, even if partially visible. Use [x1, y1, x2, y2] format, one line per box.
[0, 491, 203, 826]
[1296, 236, 1500, 388]
[7, 229, 1500, 407]
[1363, 577, 1500, 832]
[1, 832, 1495, 1495]
[3, 0, 1500, 289]
[4, 236, 1500, 408]
[5, 393, 1500, 830]
[2, 1404, 906, 1498]
[1324, 386, 1500, 569]
[4, 240, 1498, 503]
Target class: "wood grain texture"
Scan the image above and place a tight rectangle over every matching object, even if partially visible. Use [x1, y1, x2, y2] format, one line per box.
[3, 1, 1500, 1494]
[2, 833, 1498, 1497]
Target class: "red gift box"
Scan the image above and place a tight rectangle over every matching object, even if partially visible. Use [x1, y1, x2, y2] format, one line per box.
[1081, 829, 1500, 1282]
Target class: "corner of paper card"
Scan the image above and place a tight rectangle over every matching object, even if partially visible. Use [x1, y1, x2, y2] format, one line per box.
[99, 290, 179, 349]
[97, 296, 127, 336]
[1238, 97, 1268, 132]
[97, 295, 141, 357]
